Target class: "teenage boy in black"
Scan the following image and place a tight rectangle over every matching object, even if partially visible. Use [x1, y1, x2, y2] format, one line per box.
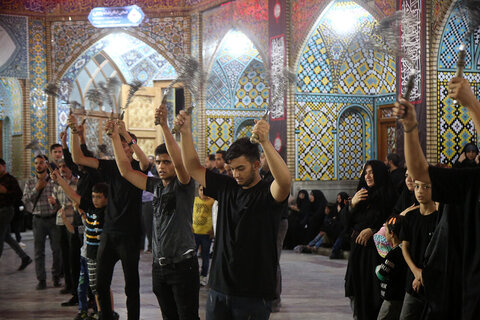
[175, 110, 291, 319]
[68, 114, 149, 320]
[107, 104, 199, 319]
[394, 76, 480, 320]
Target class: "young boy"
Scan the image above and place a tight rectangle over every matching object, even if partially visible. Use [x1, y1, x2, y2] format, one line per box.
[376, 216, 408, 320]
[192, 184, 214, 286]
[51, 170, 118, 320]
[399, 180, 438, 319]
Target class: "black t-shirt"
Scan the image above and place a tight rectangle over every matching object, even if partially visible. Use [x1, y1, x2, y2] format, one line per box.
[426, 166, 480, 319]
[98, 159, 143, 235]
[204, 170, 287, 299]
[376, 245, 407, 301]
[400, 208, 438, 296]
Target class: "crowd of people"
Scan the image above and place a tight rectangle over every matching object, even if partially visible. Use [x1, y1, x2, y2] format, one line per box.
[1, 77, 480, 320]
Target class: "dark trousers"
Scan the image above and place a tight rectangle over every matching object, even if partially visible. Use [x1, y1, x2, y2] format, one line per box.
[0, 206, 28, 259]
[96, 233, 140, 320]
[194, 234, 212, 277]
[273, 219, 288, 308]
[59, 225, 81, 295]
[152, 257, 200, 320]
[141, 201, 153, 251]
[32, 215, 61, 281]
[206, 289, 272, 320]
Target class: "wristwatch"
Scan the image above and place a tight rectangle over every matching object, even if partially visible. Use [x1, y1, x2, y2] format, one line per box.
[128, 139, 137, 146]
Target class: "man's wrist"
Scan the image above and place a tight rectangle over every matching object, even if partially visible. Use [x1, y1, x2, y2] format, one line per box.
[403, 122, 418, 133]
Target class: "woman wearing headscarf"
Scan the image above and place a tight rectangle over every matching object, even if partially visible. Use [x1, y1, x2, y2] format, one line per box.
[284, 190, 310, 249]
[345, 160, 395, 320]
[453, 142, 479, 168]
[303, 190, 328, 244]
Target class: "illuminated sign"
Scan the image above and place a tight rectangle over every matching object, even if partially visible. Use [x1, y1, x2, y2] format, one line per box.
[88, 5, 145, 28]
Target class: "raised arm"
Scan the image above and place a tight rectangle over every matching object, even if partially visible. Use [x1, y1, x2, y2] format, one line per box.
[449, 77, 480, 135]
[175, 110, 206, 187]
[253, 120, 291, 202]
[68, 114, 99, 169]
[155, 104, 190, 184]
[117, 120, 149, 171]
[393, 97, 430, 183]
[50, 169, 81, 205]
[107, 121, 147, 190]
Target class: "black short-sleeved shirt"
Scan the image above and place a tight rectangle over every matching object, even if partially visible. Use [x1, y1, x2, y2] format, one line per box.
[146, 176, 196, 260]
[98, 159, 143, 235]
[400, 208, 438, 296]
[204, 169, 287, 299]
[427, 166, 480, 319]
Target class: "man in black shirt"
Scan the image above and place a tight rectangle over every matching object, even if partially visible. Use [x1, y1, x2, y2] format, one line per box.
[175, 110, 291, 319]
[386, 153, 405, 199]
[212, 150, 227, 175]
[107, 104, 199, 319]
[69, 114, 149, 320]
[394, 77, 480, 320]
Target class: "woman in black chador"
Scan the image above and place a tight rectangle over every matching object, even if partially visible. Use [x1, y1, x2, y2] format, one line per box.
[453, 142, 479, 168]
[345, 160, 395, 320]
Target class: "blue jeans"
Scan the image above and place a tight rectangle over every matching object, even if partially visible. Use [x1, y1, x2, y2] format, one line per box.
[78, 256, 93, 312]
[206, 289, 272, 320]
[308, 233, 324, 248]
[194, 234, 212, 277]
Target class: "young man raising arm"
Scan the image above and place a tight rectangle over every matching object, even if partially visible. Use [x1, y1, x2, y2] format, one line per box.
[109, 104, 199, 320]
[175, 109, 291, 319]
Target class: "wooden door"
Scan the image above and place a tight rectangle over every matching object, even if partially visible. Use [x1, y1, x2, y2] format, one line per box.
[121, 84, 163, 157]
[377, 105, 396, 162]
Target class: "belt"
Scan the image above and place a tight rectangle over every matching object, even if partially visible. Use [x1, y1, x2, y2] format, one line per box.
[156, 251, 196, 266]
[34, 214, 56, 219]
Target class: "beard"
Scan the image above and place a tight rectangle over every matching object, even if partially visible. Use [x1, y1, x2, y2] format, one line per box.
[237, 167, 256, 187]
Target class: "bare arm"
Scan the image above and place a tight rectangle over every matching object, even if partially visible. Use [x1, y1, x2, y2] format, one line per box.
[401, 241, 423, 286]
[50, 169, 81, 205]
[393, 97, 430, 183]
[107, 121, 147, 191]
[253, 120, 291, 202]
[68, 114, 99, 169]
[156, 104, 190, 184]
[175, 110, 207, 187]
[59, 207, 75, 234]
[449, 77, 480, 135]
[117, 120, 150, 171]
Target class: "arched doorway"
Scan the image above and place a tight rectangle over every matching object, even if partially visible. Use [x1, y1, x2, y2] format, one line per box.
[57, 32, 177, 157]
[205, 29, 269, 155]
[294, 0, 396, 181]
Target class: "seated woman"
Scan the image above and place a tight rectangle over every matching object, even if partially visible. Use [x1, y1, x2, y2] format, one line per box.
[306, 204, 341, 251]
[284, 190, 309, 249]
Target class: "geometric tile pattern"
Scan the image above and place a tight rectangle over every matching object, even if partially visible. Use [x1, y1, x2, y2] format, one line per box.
[0, 15, 28, 79]
[0, 78, 22, 135]
[337, 110, 364, 180]
[294, 93, 375, 180]
[206, 116, 234, 155]
[437, 71, 480, 164]
[0, 80, 13, 169]
[205, 109, 264, 155]
[234, 59, 269, 109]
[437, 2, 480, 164]
[338, 33, 396, 95]
[29, 18, 49, 156]
[51, 17, 188, 80]
[235, 120, 255, 139]
[297, 28, 333, 93]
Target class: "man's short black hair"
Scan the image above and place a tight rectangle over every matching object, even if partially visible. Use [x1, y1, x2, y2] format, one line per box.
[216, 150, 226, 159]
[225, 138, 260, 163]
[154, 143, 168, 156]
[120, 132, 138, 143]
[387, 153, 401, 167]
[50, 143, 62, 152]
[92, 182, 108, 197]
[208, 154, 215, 161]
[34, 154, 48, 161]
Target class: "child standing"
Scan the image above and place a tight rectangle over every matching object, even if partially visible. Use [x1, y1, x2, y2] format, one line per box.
[376, 216, 408, 320]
